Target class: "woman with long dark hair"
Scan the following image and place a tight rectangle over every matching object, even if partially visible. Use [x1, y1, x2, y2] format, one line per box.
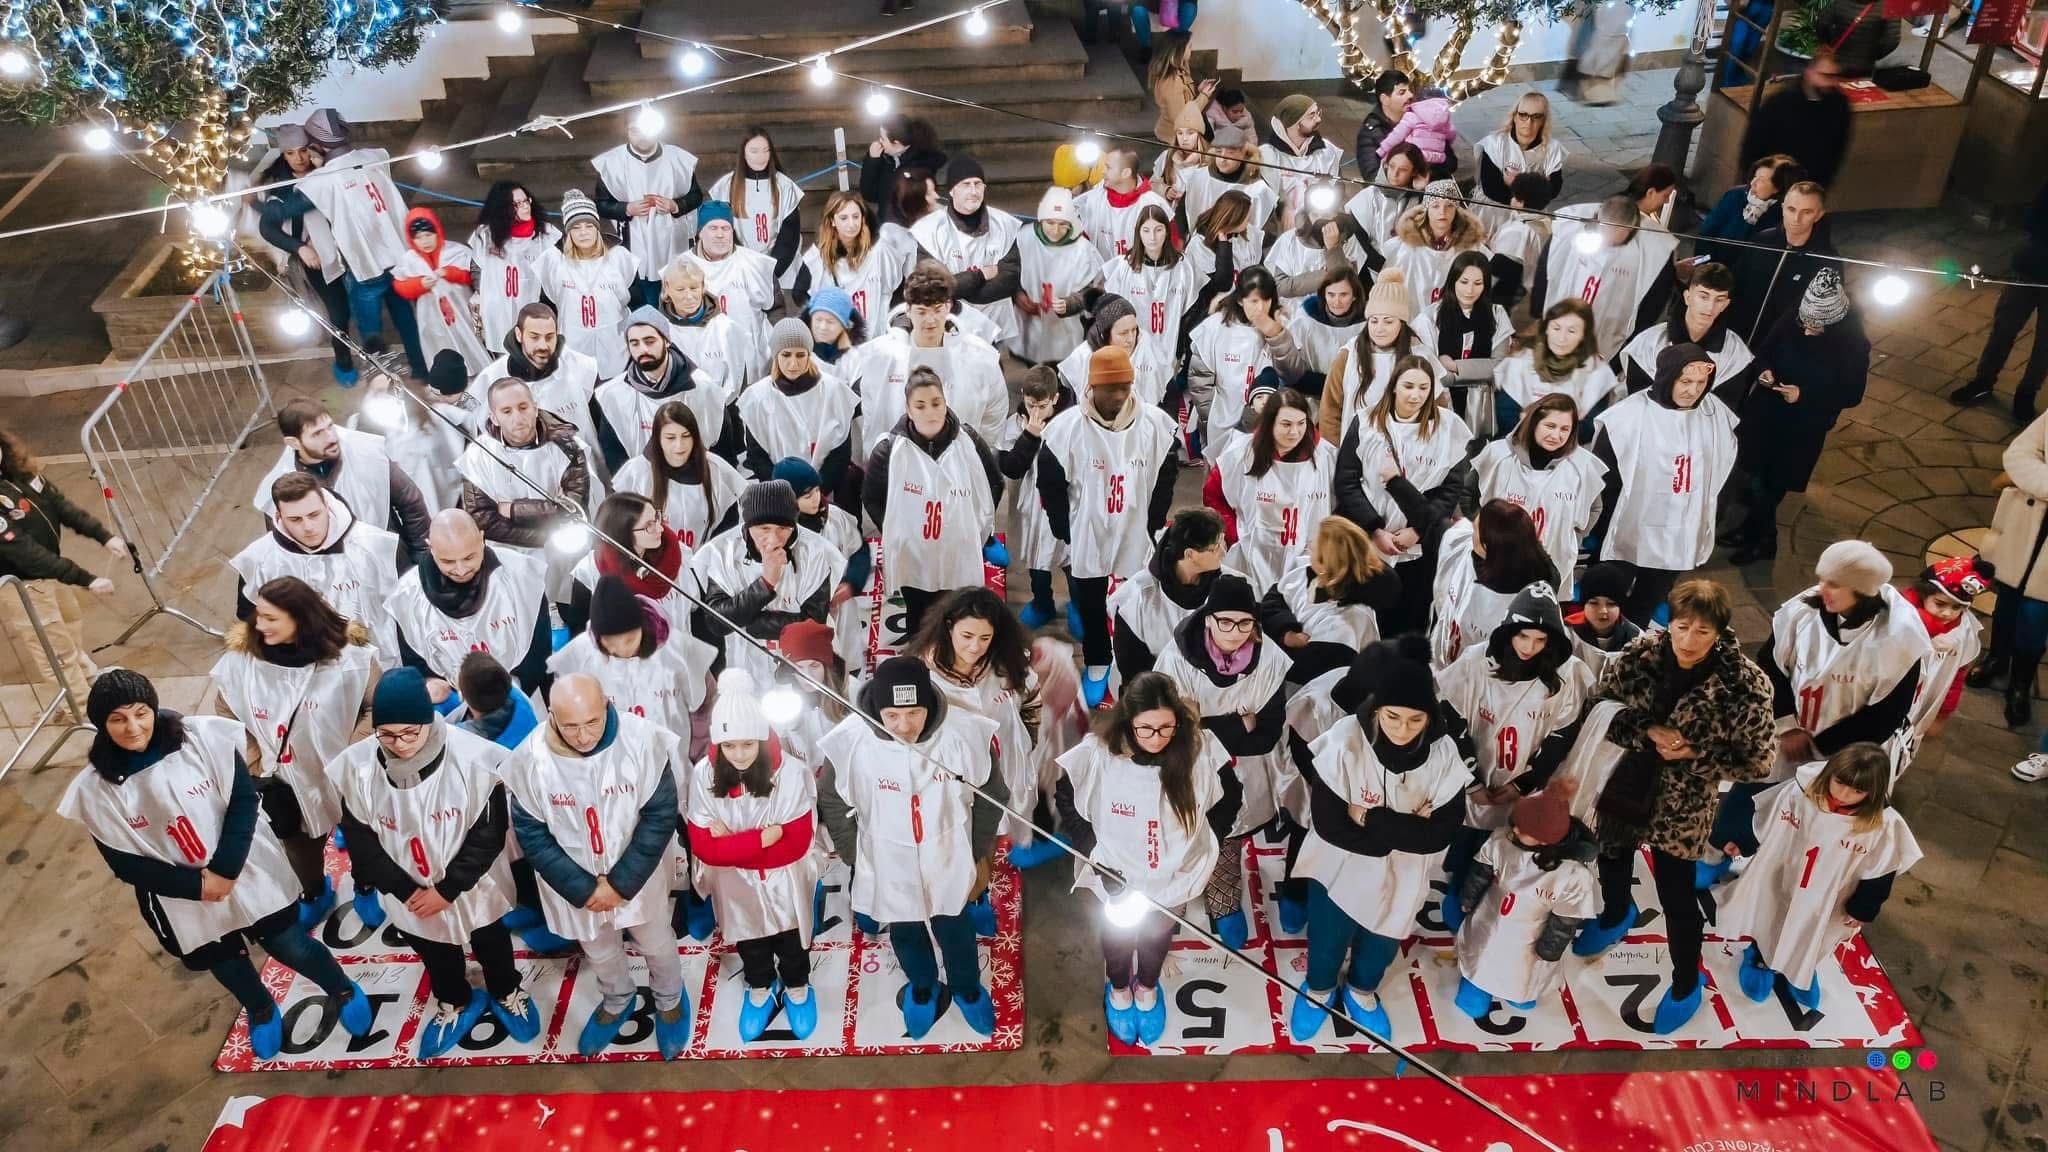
[1054, 670, 1230, 1048]
[1187, 266, 1310, 461]
[1472, 394, 1606, 588]
[1430, 499, 1562, 668]
[708, 128, 806, 281]
[612, 401, 743, 549]
[69, 669, 373, 1060]
[1102, 203, 1201, 411]
[1414, 252, 1512, 434]
[1494, 297, 1618, 433]
[210, 576, 381, 928]
[909, 588, 1047, 870]
[1206, 387, 1336, 593]
[468, 182, 557, 340]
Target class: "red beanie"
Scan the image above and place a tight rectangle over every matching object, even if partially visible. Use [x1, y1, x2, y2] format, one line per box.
[778, 620, 835, 668]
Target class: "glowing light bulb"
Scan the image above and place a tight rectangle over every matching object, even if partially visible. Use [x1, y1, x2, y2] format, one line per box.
[1104, 887, 1149, 927]
[1572, 229, 1603, 256]
[1073, 138, 1102, 166]
[809, 56, 833, 86]
[865, 90, 891, 118]
[549, 521, 591, 555]
[1872, 274, 1910, 307]
[0, 49, 28, 78]
[633, 103, 665, 138]
[189, 202, 230, 238]
[965, 8, 990, 35]
[1307, 185, 1338, 214]
[495, 6, 524, 32]
[415, 148, 443, 171]
[761, 686, 803, 725]
[277, 308, 312, 338]
[361, 392, 405, 430]
[677, 48, 707, 77]
[83, 126, 113, 152]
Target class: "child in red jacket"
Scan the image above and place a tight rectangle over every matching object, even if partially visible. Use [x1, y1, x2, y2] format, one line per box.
[393, 206, 489, 374]
[684, 669, 827, 1041]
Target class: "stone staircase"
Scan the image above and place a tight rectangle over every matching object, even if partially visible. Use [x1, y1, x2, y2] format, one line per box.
[456, 0, 1160, 225]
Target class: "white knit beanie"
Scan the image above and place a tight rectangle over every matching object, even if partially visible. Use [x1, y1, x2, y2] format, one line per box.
[1815, 539, 1892, 598]
[709, 668, 770, 744]
[1037, 186, 1078, 226]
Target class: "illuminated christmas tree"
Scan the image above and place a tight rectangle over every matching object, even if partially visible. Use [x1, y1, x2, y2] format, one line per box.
[0, 1, 437, 266]
[1298, 0, 1677, 98]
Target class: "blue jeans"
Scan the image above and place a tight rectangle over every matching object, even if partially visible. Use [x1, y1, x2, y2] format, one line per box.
[1130, 1, 1199, 48]
[1304, 880, 1400, 993]
[889, 910, 981, 995]
[344, 270, 427, 377]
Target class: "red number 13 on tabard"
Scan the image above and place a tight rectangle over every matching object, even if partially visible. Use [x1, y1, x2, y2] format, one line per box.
[1497, 725, 1520, 772]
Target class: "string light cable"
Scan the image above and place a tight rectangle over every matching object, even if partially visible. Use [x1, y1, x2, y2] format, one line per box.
[217, 231, 1576, 1152]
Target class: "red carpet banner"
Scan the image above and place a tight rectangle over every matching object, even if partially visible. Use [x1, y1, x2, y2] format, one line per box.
[202, 1069, 1942, 1152]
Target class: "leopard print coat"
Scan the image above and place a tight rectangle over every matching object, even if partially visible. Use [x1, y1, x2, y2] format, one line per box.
[1591, 628, 1776, 860]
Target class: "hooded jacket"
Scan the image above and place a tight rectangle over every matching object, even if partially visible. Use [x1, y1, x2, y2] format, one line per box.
[1455, 816, 1600, 960]
[459, 409, 592, 549]
[391, 206, 471, 301]
[0, 467, 113, 587]
[1392, 203, 1488, 254]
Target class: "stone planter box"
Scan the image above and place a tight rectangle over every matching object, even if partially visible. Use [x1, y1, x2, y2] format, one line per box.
[91, 237, 299, 361]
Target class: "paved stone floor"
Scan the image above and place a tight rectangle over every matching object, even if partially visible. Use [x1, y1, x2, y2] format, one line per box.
[0, 47, 2045, 1152]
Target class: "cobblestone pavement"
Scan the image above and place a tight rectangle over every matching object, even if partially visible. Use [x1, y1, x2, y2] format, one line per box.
[0, 64, 2043, 1152]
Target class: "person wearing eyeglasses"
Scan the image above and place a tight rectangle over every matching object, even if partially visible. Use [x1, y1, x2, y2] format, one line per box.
[1151, 574, 1290, 951]
[1473, 93, 1566, 235]
[331, 668, 541, 1060]
[1053, 670, 1230, 1048]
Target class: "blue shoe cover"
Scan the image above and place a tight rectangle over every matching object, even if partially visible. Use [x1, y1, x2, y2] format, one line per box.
[1571, 902, 1637, 957]
[352, 887, 386, 929]
[515, 922, 575, 955]
[898, 984, 942, 1040]
[1005, 834, 1069, 870]
[1695, 856, 1733, 890]
[1440, 892, 1466, 934]
[1653, 976, 1705, 1034]
[578, 994, 636, 1056]
[738, 982, 781, 1043]
[683, 892, 718, 941]
[1454, 977, 1495, 1021]
[1276, 893, 1308, 935]
[248, 1002, 285, 1061]
[337, 981, 375, 1037]
[332, 364, 359, 387]
[785, 984, 819, 1040]
[1082, 667, 1111, 709]
[419, 990, 488, 1059]
[1737, 943, 1774, 1003]
[297, 877, 336, 929]
[654, 994, 692, 1060]
[1214, 908, 1248, 951]
[1288, 988, 1331, 1041]
[813, 880, 828, 936]
[855, 911, 882, 938]
[1790, 972, 1823, 1013]
[500, 905, 541, 933]
[1018, 601, 1058, 630]
[1340, 985, 1392, 1042]
[969, 892, 997, 938]
[489, 987, 542, 1043]
[982, 538, 1010, 568]
[1105, 982, 1140, 1044]
[1135, 986, 1167, 1046]
[957, 984, 995, 1036]
[1067, 601, 1085, 642]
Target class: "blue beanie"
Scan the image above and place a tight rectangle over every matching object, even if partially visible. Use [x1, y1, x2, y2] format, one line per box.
[372, 667, 435, 727]
[697, 200, 735, 229]
[806, 286, 855, 327]
[772, 456, 821, 495]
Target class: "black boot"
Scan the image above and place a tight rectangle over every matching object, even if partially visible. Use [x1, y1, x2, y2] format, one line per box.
[2018, 392, 2040, 426]
[1951, 379, 1995, 407]
[1968, 651, 2011, 690]
[2007, 651, 2041, 729]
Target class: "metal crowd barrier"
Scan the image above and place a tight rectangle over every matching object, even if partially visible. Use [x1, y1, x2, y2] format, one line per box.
[0, 575, 91, 779]
[79, 270, 275, 644]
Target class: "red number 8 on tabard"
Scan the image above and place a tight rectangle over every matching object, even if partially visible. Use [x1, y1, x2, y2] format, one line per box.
[584, 806, 604, 856]
[166, 815, 206, 864]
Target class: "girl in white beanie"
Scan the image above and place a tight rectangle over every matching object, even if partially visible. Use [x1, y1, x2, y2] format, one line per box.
[1010, 186, 1101, 365]
[683, 668, 827, 1042]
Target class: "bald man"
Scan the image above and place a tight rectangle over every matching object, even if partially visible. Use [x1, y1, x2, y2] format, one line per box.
[389, 509, 553, 701]
[501, 673, 690, 1059]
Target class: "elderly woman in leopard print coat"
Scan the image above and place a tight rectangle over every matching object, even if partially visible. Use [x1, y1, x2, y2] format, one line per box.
[1573, 577, 1774, 1033]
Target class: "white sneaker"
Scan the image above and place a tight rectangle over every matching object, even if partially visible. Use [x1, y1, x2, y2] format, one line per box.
[2014, 753, 2048, 782]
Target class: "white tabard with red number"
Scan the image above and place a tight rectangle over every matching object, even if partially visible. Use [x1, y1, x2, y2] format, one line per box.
[1264, 227, 1371, 311]
[1472, 438, 1608, 589]
[708, 171, 804, 260]
[1039, 403, 1177, 581]
[1183, 170, 1278, 267]
[1456, 831, 1599, 1003]
[210, 643, 377, 839]
[1058, 732, 1225, 910]
[1101, 257, 1199, 405]
[689, 247, 779, 379]
[1436, 643, 1586, 828]
[1189, 313, 1276, 462]
[1153, 634, 1292, 837]
[1593, 390, 1739, 571]
[1349, 406, 1473, 566]
[500, 711, 682, 940]
[389, 547, 547, 683]
[819, 708, 997, 923]
[793, 223, 919, 327]
[610, 454, 743, 550]
[327, 726, 517, 944]
[685, 525, 845, 682]
[297, 148, 409, 280]
[879, 430, 995, 594]
[1271, 563, 1382, 659]
[912, 207, 1025, 344]
[1544, 207, 1681, 363]
[1769, 584, 1931, 780]
[1493, 352, 1622, 420]
[1428, 521, 1518, 670]
[1717, 762, 1922, 986]
[468, 222, 562, 349]
[465, 348, 604, 465]
[594, 366, 729, 461]
[547, 630, 713, 738]
[853, 326, 1010, 457]
[1072, 184, 1171, 263]
[59, 716, 299, 953]
[535, 246, 637, 378]
[1294, 715, 1471, 938]
[929, 662, 1042, 847]
[230, 491, 402, 664]
[734, 373, 857, 472]
[1215, 434, 1336, 593]
[591, 143, 701, 280]
[1012, 227, 1101, 364]
[396, 236, 490, 375]
[664, 309, 747, 408]
[685, 745, 825, 944]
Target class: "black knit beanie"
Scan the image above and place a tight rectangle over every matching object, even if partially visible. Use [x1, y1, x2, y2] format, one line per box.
[864, 655, 941, 723]
[741, 479, 799, 529]
[87, 668, 157, 729]
[588, 573, 646, 638]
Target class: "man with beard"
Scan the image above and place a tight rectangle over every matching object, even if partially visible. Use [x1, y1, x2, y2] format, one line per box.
[468, 304, 607, 481]
[232, 471, 402, 663]
[458, 379, 593, 557]
[591, 305, 722, 473]
[390, 509, 552, 700]
[254, 398, 431, 567]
